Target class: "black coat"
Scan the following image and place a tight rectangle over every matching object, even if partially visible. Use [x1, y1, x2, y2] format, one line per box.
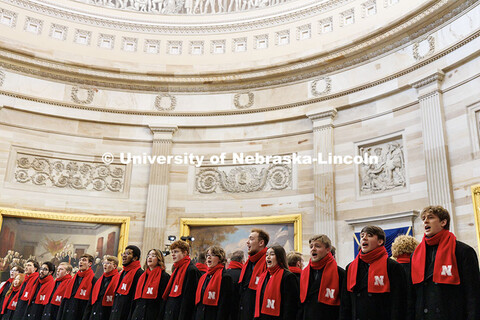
[163, 262, 201, 320]
[0, 281, 13, 316]
[239, 260, 262, 320]
[11, 277, 33, 320]
[109, 267, 144, 320]
[225, 268, 242, 320]
[26, 280, 54, 320]
[410, 240, 480, 320]
[128, 269, 170, 320]
[2, 291, 18, 320]
[56, 274, 97, 320]
[340, 257, 407, 320]
[83, 274, 115, 320]
[41, 280, 64, 320]
[194, 269, 233, 320]
[254, 270, 300, 320]
[297, 266, 345, 320]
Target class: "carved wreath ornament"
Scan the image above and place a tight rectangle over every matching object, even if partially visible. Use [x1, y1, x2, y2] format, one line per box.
[15, 155, 125, 192]
[195, 164, 292, 193]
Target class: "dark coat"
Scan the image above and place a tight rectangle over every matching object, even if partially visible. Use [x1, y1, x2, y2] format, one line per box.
[41, 280, 63, 320]
[2, 292, 18, 320]
[56, 274, 97, 320]
[194, 269, 233, 320]
[11, 278, 31, 320]
[128, 269, 170, 320]
[297, 266, 345, 320]
[225, 268, 242, 320]
[26, 280, 54, 320]
[163, 262, 201, 320]
[0, 281, 13, 316]
[254, 270, 300, 320]
[83, 274, 115, 320]
[410, 240, 480, 320]
[109, 267, 144, 320]
[238, 261, 259, 320]
[340, 257, 407, 320]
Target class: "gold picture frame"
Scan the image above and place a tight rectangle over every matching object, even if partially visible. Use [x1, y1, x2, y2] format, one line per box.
[180, 214, 302, 253]
[0, 207, 129, 261]
[470, 185, 480, 256]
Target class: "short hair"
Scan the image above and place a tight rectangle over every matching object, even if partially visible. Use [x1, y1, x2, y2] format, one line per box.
[58, 262, 72, 273]
[42, 261, 55, 274]
[144, 249, 165, 270]
[421, 205, 450, 230]
[230, 250, 245, 263]
[206, 246, 227, 265]
[331, 246, 336, 258]
[125, 245, 141, 260]
[197, 252, 206, 264]
[268, 245, 288, 270]
[80, 254, 94, 264]
[360, 225, 386, 244]
[251, 228, 270, 247]
[286, 251, 303, 267]
[170, 240, 190, 255]
[11, 266, 24, 274]
[308, 234, 332, 248]
[391, 235, 419, 258]
[6, 273, 25, 297]
[105, 255, 119, 267]
[26, 259, 40, 271]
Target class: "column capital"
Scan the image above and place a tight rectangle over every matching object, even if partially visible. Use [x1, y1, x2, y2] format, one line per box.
[307, 109, 337, 130]
[410, 71, 445, 93]
[148, 124, 178, 141]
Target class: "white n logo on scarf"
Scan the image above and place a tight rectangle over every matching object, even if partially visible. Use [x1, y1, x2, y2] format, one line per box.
[174, 285, 179, 293]
[55, 296, 62, 302]
[39, 295, 46, 301]
[24, 291, 29, 298]
[255, 276, 260, 285]
[147, 287, 154, 295]
[325, 288, 335, 299]
[106, 296, 113, 302]
[374, 276, 384, 286]
[208, 291, 216, 300]
[441, 265, 452, 276]
[80, 289, 87, 296]
[121, 283, 127, 290]
[266, 299, 275, 309]
[12, 301, 17, 307]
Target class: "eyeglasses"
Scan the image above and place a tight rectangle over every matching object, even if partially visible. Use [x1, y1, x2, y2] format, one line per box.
[39, 267, 49, 271]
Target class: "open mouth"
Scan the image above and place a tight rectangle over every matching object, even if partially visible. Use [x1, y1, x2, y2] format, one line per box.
[361, 242, 369, 248]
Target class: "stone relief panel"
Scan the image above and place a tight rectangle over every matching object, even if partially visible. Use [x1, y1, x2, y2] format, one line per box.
[310, 77, 332, 96]
[413, 36, 435, 60]
[195, 163, 292, 194]
[357, 135, 407, 196]
[13, 152, 127, 193]
[0, 8, 18, 28]
[0, 69, 5, 87]
[155, 93, 176, 110]
[233, 92, 254, 109]
[71, 86, 95, 104]
[73, 0, 292, 15]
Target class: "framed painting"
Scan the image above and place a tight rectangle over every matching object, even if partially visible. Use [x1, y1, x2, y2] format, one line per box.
[180, 214, 302, 260]
[470, 185, 480, 256]
[0, 207, 129, 280]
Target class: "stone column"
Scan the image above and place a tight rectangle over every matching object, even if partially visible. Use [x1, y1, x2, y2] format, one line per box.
[307, 109, 337, 245]
[142, 125, 177, 254]
[411, 71, 455, 231]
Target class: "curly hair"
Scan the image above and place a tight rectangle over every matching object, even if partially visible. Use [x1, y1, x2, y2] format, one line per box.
[391, 235, 419, 258]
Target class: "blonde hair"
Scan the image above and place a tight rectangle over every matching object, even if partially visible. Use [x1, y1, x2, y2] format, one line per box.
[391, 235, 419, 258]
[105, 255, 119, 267]
[144, 249, 165, 270]
[308, 234, 332, 248]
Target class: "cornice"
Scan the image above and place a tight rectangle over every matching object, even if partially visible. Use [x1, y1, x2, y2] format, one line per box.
[4, 0, 352, 34]
[410, 71, 445, 89]
[0, 0, 475, 92]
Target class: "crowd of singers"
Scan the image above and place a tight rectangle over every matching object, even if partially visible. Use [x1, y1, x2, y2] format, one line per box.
[0, 205, 479, 320]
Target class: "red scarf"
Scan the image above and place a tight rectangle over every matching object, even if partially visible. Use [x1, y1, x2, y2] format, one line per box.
[228, 261, 243, 270]
[347, 246, 390, 293]
[0, 278, 13, 295]
[64, 268, 95, 300]
[196, 263, 208, 273]
[117, 260, 141, 295]
[195, 264, 224, 306]
[31, 275, 55, 305]
[20, 272, 39, 301]
[254, 265, 284, 317]
[91, 269, 120, 306]
[238, 248, 268, 290]
[162, 256, 191, 299]
[300, 252, 340, 305]
[50, 274, 72, 306]
[135, 266, 164, 300]
[289, 266, 302, 275]
[396, 254, 411, 264]
[411, 229, 460, 285]
[3, 285, 20, 313]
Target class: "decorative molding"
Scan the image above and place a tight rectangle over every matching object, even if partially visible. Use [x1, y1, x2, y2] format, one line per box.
[144, 39, 160, 54]
[413, 35, 435, 60]
[13, 152, 126, 193]
[71, 86, 95, 104]
[307, 109, 337, 122]
[97, 33, 115, 49]
[49, 23, 68, 41]
[0, 69, 4, 87]
[296, 24, 312, 40]
[233, 92, 254, 109]
[210, 40, 226, 54]
[74, 29, 92, 45]
[361, 0, 377, 18]
[189, 41, 204, 55]
[275, 30, 290, 46]
[122, 37, 138, 52]
[232, 37, 247, 52]
[311, 77, 332, 96]
[254, 34, 269, 50]
[346, 210, 419, 229]
[195, 163, 292, 194]
[154, 93, 176, 111]
[340, 8, 355, 27]
[357, 134, 407, 197]
[23, 16, 43, 34]
[167, 41, 182, 55]
[411, 71, 445, 89]
[318, 17, 333, 33]
[0, 8, 18, 28]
